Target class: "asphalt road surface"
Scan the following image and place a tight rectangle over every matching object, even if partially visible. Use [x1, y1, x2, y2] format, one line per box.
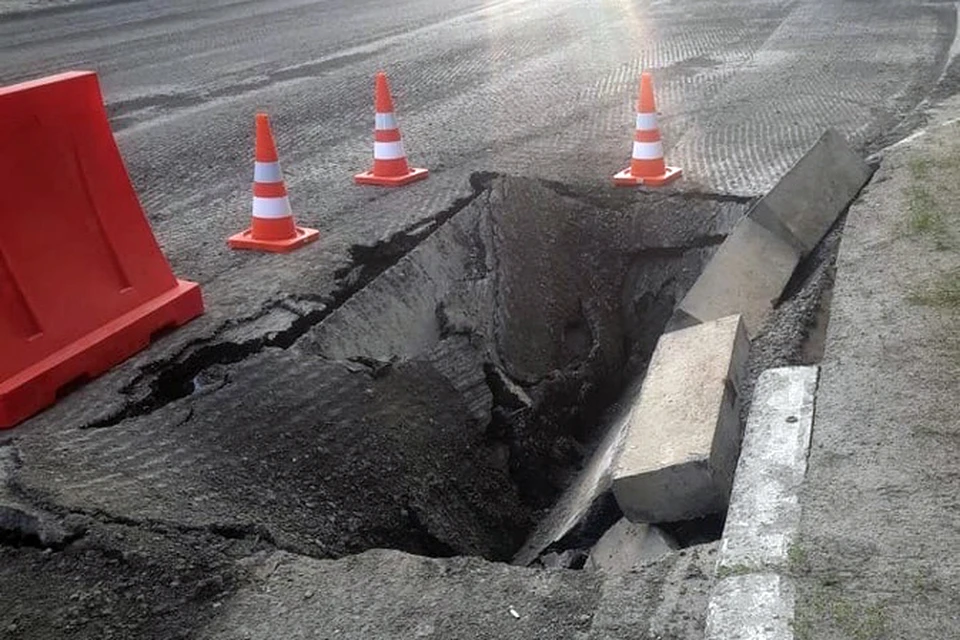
[1, 1, 959, 638]
[1, 0, 955, 332]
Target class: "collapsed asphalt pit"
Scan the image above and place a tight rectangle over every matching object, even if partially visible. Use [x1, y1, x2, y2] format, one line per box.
[287, 174, 749, 562]
[64, 174, 754, 564]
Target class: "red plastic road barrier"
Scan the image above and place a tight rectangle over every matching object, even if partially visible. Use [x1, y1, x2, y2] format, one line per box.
[0, 71, 204, 429]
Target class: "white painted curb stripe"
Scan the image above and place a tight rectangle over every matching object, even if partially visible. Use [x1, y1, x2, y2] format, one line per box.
[375, 112, 398, 130]
[374, 141, 406, 160]
[636, 112, 659, 130]
[705, 574, 795, 640]
[252, 196, 292, 219]
[632, 140, 663, 160]
[254, 161, 283, 183]
[704, 366, 819, 640]
[718, 366, 818, 572]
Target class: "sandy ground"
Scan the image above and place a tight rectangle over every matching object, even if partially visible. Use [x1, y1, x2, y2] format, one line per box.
[794, 96, 960, 638]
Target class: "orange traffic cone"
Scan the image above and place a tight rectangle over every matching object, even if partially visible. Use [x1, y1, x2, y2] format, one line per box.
[354, 72, 429, 187]
[228, 113, 319, 253]
[613, 72, 682, 187]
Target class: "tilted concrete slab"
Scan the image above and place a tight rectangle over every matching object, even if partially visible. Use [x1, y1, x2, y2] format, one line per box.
[718, 366, 818, 574]
[586, 542, 719, 640]
[671, 129, 872, 337]
[586, 518, 677, 574]
[749, 129, 873, 255]
[673, 218, 801, 337]
[612, 315, 749, 523]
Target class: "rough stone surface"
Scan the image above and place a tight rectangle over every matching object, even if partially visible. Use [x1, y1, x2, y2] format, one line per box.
[612, 315, 750, 523]
[0, 512, 250, 640]
[673, 217, 802, 337]
[587, 542, 720, 640]
[199, 544, 719, 640]
[718, 366, 818, 574]
[749, 129, 873, 254]
[586, 518, 676, 574]
[7, 176, 743, 566]
[705, 573, 795, 640]
[202, 549, 603, 640]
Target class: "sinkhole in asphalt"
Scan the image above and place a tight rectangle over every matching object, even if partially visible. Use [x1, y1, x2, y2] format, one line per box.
[82, 174, 767, 565]
[283, 175, 751, 563]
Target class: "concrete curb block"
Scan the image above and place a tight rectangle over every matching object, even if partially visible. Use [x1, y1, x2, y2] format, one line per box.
[671, 129, 872, 337]
[704, 366, 819, 640]
[706, 573, 796, 640]
[612, 315, 750, 523]
[719, 366, 818, 572]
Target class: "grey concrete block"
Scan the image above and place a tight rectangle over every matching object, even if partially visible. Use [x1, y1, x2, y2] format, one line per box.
[674, 217, 801, 337]
[671, 130, 871, 337]
[705, 573, 795, 640]
[612, 315, 750, 523]
[587, 518, 677, 574]
[749, 129, 872, 254]
[719, 366, 818, 574]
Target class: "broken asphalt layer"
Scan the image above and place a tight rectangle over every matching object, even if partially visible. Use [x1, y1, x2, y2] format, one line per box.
[0, 165, 851, 639]
[4, 177, 748, 561]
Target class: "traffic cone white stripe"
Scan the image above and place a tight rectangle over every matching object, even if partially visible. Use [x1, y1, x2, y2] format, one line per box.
[614, 72, 682, 187]
[252, 196, 293, 218]
[228, 112, 319, 252]
[636, 113, 659, 130]
[374, 141, 406, 160]
[253, 161, 283, 183]
[633, 140, 664, 160]
[375, 112, 398, 129]
[355, 71, 429, 187]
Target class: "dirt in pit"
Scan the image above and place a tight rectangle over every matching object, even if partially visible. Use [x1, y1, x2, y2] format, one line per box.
[287, 174, 749, 556]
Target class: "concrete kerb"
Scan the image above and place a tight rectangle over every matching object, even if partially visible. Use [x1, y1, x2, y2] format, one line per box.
[671, 129, 873, 337]
[706, 573, 796, 640]
[612, 315, 750, 524]
[704, 366, 819, 640]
